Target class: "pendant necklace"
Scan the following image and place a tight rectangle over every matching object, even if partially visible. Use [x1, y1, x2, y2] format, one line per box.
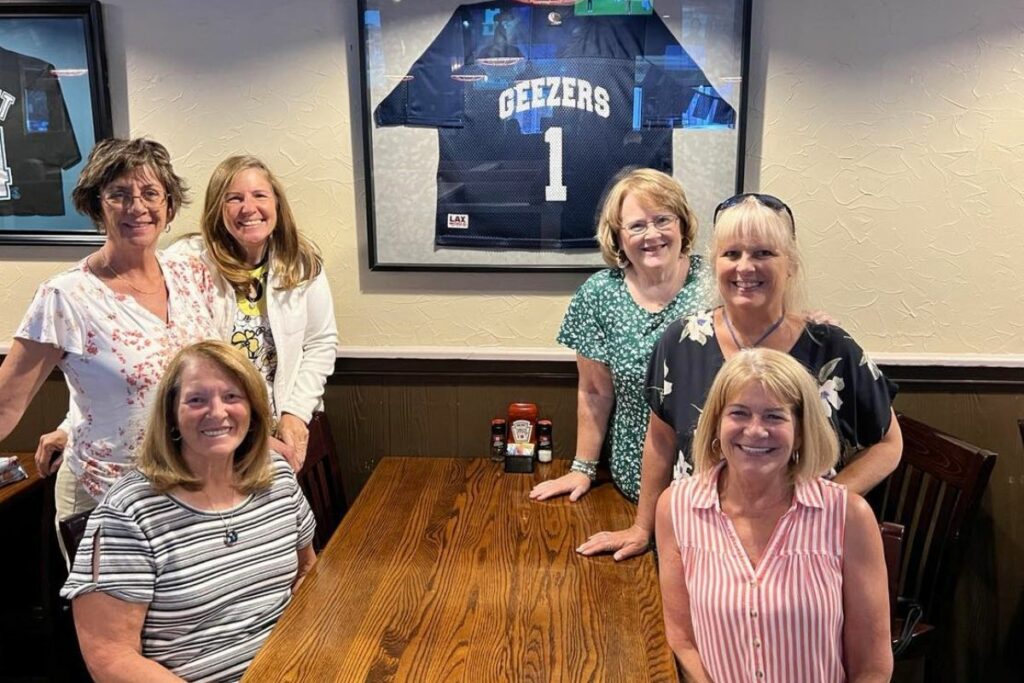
[722, 309, 787, 350]
[204, 489, 240, 547]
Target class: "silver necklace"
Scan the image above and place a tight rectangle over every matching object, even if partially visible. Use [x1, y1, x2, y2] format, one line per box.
[722, 308, 787, 350]
[203, 490, 240, 547]
[100, 253, 165, 296]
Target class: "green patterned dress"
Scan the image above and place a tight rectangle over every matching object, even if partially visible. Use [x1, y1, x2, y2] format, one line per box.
[557, 256, 710, 502]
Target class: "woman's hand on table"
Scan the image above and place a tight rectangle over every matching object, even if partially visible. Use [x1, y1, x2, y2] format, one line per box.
[528, 471, 592, 502]
[576, 524, 651, 561]
[34, 428, 68, 477]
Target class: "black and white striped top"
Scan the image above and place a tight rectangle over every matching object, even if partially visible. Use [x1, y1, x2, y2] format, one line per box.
[62, 455, 316, 683]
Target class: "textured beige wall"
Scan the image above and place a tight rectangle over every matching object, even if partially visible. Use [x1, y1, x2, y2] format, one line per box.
[0, 0, 1021, 360]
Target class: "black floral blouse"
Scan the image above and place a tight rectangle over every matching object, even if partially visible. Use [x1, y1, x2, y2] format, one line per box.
[645, 310, 898, 476]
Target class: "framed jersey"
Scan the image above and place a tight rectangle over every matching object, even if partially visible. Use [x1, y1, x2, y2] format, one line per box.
[0, 1, 112, 246]
[359, 0, 750, 271]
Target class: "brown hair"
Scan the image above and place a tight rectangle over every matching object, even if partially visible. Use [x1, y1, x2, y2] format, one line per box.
[200, 155, 322, 292]
[71, 138, 189, 230]
[596, 167, 697, 268]
[692, 348, 838, 483]
[136, 340, 273, 494]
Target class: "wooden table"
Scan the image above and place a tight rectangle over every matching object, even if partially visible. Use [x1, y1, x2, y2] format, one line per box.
[0, 451, 42, 508]
[244, 457, 678, 682]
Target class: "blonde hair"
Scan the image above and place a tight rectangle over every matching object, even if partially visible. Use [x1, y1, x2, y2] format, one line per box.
[137, 340, 273, 494]
[72, 138, 189, 230]
[596, 167, 697, 268]
[692, 348, 838, 483]
[200, 155, 322, 292]
[710, 196, 807, 313]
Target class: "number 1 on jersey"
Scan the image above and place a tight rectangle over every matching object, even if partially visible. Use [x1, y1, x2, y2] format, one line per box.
[544, 127, 567, 202]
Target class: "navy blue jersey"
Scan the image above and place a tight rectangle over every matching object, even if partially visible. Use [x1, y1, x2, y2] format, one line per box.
[0, 47, 81, 216]
[375, 1, 734, 250]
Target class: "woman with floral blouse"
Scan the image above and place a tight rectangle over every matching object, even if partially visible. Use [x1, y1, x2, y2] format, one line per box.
[39, 155, 339, 477]
[528, 169, 711, 528]
[586, 193, 903, 561]
[0, 138, 219, 559]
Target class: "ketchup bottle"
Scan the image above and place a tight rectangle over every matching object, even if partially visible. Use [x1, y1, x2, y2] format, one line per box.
[506, 402, 538, 455]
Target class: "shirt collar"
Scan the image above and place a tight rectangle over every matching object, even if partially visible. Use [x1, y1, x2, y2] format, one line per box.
[689, 459, 825, 511]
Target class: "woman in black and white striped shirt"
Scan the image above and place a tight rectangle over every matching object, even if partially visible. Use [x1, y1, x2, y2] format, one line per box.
[62, 340, 316, 683]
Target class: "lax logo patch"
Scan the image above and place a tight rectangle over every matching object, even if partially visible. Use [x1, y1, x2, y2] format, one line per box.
[447, 213, 469, 229]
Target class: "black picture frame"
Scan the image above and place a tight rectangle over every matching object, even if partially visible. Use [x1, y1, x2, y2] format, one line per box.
[0, 0, 112, 246]
[358, 0, 751, 272]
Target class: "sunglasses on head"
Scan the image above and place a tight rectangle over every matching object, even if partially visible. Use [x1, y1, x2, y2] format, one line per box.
[713, 193, 795, 234]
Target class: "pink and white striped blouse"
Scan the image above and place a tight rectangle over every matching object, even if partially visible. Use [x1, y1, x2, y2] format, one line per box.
[669, 461, 848, 683]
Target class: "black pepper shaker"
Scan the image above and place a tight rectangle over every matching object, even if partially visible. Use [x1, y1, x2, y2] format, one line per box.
[537, 420, 553, 463]
[490, 419, 507, 462]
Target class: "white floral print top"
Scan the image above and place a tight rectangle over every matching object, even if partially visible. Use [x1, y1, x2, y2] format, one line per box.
[15, 251, 219, 501]
[646, 310, 897, 475]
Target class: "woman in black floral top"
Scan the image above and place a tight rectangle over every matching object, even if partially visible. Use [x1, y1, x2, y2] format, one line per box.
[528, 169, 710, 547]
[589, 193, 902, 561]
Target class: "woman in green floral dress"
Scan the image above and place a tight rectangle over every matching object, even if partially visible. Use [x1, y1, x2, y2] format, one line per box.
[528, 169, 710, 526]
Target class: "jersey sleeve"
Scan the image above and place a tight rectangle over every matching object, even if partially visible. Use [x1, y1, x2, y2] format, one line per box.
[374, 10, 468, 127]
[14, 282, 86, 355]
[638, 15, 736, 129]
[818, 328, 899, 459]
[556, 274, 608, 364]
[25, 60, 81, 169]
[61, 503, 157, 604]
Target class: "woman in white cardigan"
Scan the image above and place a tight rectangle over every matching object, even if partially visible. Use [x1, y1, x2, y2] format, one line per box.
[192, 155, 338, 471]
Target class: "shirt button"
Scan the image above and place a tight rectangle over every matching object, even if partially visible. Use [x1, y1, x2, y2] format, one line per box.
[750, 609, 758, 618]
[749, 580, 758, 587]
[756, 672, 764, 679]
[754, 640, 761, 649]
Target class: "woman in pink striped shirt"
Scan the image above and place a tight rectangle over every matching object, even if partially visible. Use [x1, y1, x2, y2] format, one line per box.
[655, 348, 892, 682]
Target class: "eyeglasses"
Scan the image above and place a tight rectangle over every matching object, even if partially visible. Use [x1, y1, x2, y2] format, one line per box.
[713, 193, 795, 234]
[99, 189, 167, 209]
[622, 214, 679, 235]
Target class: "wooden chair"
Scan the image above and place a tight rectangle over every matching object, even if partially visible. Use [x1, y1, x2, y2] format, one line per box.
[298, 412, 348, 553]
[880, 522, 904, 621]
[58, 508, 93, 568]
[868, 413, 997, 659]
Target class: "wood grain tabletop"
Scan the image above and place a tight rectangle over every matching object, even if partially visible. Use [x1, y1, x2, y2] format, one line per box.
[0, 452, 42, 508]
[244, 457, 677, 682]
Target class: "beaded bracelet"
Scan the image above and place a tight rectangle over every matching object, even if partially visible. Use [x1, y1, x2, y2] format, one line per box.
[570, 458, 598, 481]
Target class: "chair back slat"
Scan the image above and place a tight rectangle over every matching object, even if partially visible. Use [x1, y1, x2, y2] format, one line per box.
[880, 522, 904, 620]
[895, 467, 925, 529]
[870, 460, 906, 523]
